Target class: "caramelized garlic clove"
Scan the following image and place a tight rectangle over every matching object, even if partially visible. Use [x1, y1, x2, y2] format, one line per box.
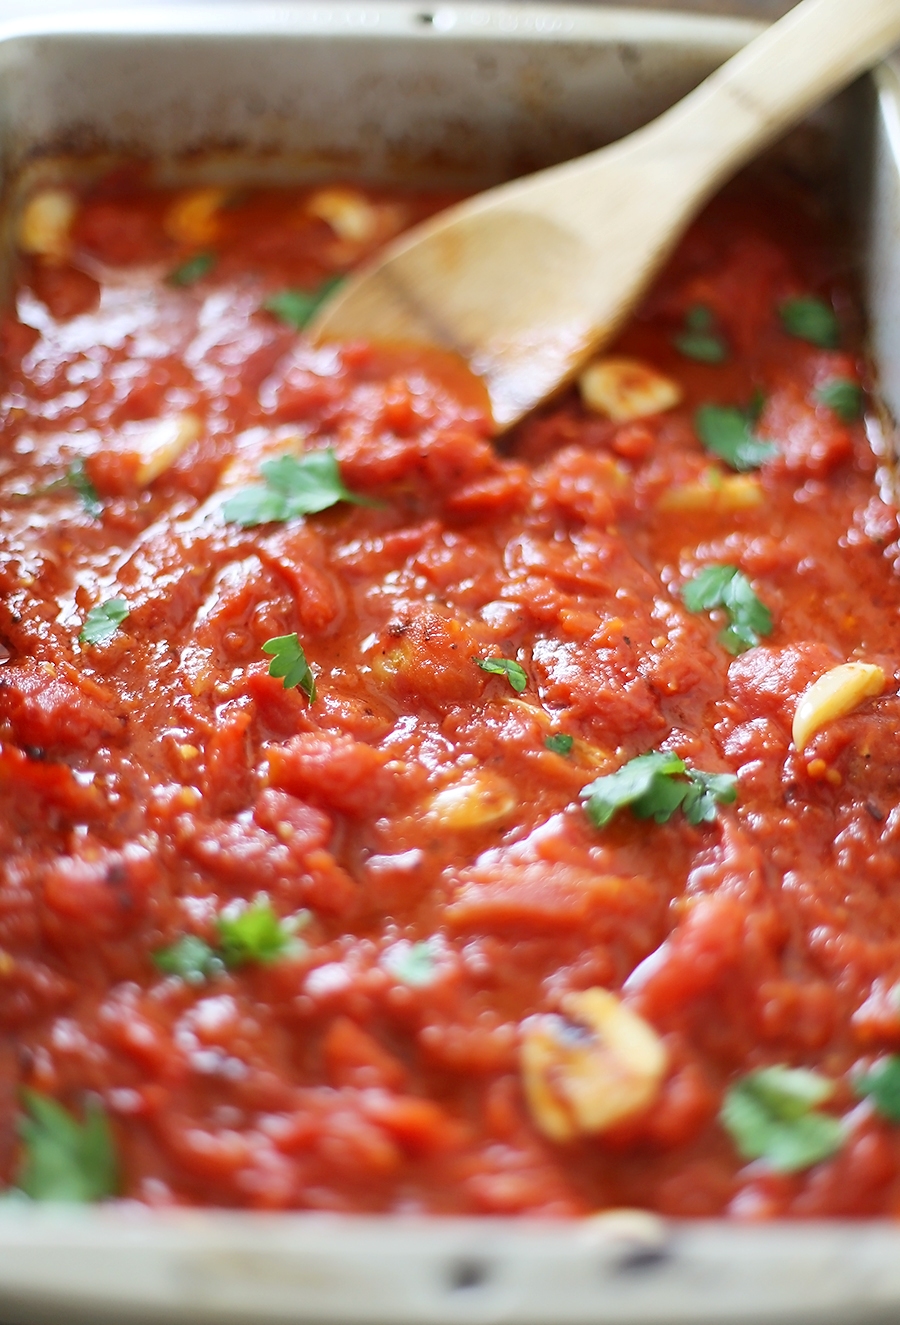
[134, 413, 203, 487]
[426, 772, 516, 830]
[306, 187, 380, 244]
[18, 189, 77, 261]
[579, 357, 682, 422]
[164, 187, 230, 246]
[792, 661, 885, 751]
[521, 987, 668, 1142]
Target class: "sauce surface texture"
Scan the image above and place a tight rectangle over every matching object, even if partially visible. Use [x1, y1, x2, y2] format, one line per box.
[2, 171, 900, 1217]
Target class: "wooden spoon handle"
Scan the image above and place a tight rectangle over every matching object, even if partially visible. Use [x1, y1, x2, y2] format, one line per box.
[649, 0, 900, 190]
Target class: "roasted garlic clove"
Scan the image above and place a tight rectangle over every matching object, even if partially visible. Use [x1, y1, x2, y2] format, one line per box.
[579, 357, 682, 422]
[164, 187, 229, 246]
[426, 772, 516, 830]
[792, 661, 885, 750]
[18, 188, 77, 261]
[521, 987, 667, 1142]
[133, 413, 203, 487]
[306, 187, 380, 244]
[657, 473, 763, 514]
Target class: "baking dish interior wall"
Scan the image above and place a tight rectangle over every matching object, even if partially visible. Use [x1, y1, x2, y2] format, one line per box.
[0, 15, 762, 186]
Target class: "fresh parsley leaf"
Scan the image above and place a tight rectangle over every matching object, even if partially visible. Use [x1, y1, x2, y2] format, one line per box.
[544, 733, 574, 756]
[222, 448, 369, 527]
[815, 378, 863, 421]
[581, 750, 685, 827]
[17, 1090, 118, 1203]
[686, 305, 714, 331]
[79, 597, 129, 646]
[695, 405, 778, 472]
[264, 277, 344, 330]
[721, 1066, 844, 1173]
[168, 251, 216, 287]
[67, 459, 102, 517]
[746, 387, 766, 423]
[682, 563, 772, 655]
[856, 1055, 900, 1122]
[262, 633, 316, 701]
[153, 903, 306, 984]
[216, 894, 307, 969]
[219, 484, 286, 527]
[780, 296, 840, 348]
[674, 305, 728, 363]
[580, 750, 736, 829]
[385, 940, 438, 987]
[153, 935, 224, 986]
[680, 768, 739, 825]
[475, 657, 528, 692]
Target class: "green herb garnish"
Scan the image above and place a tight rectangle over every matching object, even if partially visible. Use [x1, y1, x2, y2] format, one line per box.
[8, 459, 102, 514]
[815, 378, 863, 421]
[79, 597, 129, 646]
[544, 733, 574, 756]
[780, 296, 840, 348]
[17, 1090, 118, 1203]
[67, 459, 102, 517]
[695, 404, 778, 472]
[385, 940, 438, 987]
[682, 563, 772, 654]
[721, 1066, 844, 1173]
[475, 657, 528, 693]
[581, 750, 736, 829]
[222, 448, 369, 527]
[168, 251, 216, 287]
[856, 1056, 900, 1122]
[153, 935, 224, 986]
[673, 305, 728, 364]
[152, 899, 307, 985]
[216, 894, 307, 969]
[264, 277, 344, 330]
[262, 633, 316, 701]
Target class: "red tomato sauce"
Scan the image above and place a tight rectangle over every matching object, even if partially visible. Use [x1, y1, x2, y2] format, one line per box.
[2, 168, 900, 1216]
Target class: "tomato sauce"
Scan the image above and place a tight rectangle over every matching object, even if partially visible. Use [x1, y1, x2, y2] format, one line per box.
[2, 166, 900, 1216]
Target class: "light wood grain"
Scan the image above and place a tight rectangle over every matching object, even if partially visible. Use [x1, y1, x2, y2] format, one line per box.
[311, 0, 900, 429]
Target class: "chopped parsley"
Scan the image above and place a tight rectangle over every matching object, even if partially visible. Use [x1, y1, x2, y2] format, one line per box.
[222, 448, 369, 527]
[544, 733, 574, 756]
[153, 935, 224, 986]
[152, 898, 308, 985]
[695, 404, 778, 472]
[264, 276, 345, 330]
[168, 251, 217, 287]
[673, 305, 728, 364]
[79, 597, 129, 646]
[8, 459, 102, 515]
[682, 563, 773, 654]
[720, 1066, 844, 1173]
[17, 1090, 118, 1203]
[475, 657, 528, 693]
[216, 895, 308, 969]
[262, 633, 316, 701]
[581, 750, 737, 829]
[856, 1055, 900, 1122]
[815, 378, 863, 421]
[780, 296, 840, 348]
[385, 940, 438, 987]
[67, 458, 102, 517]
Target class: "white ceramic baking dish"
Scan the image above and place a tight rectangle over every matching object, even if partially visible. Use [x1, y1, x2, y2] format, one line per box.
[1, 5, 900, 1323]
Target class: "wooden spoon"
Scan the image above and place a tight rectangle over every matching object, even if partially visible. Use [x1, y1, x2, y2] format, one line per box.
[310, 0, 900, 430]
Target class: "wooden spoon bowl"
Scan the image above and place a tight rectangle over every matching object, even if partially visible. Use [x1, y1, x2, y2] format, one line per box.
[311, 0, 900, 430]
